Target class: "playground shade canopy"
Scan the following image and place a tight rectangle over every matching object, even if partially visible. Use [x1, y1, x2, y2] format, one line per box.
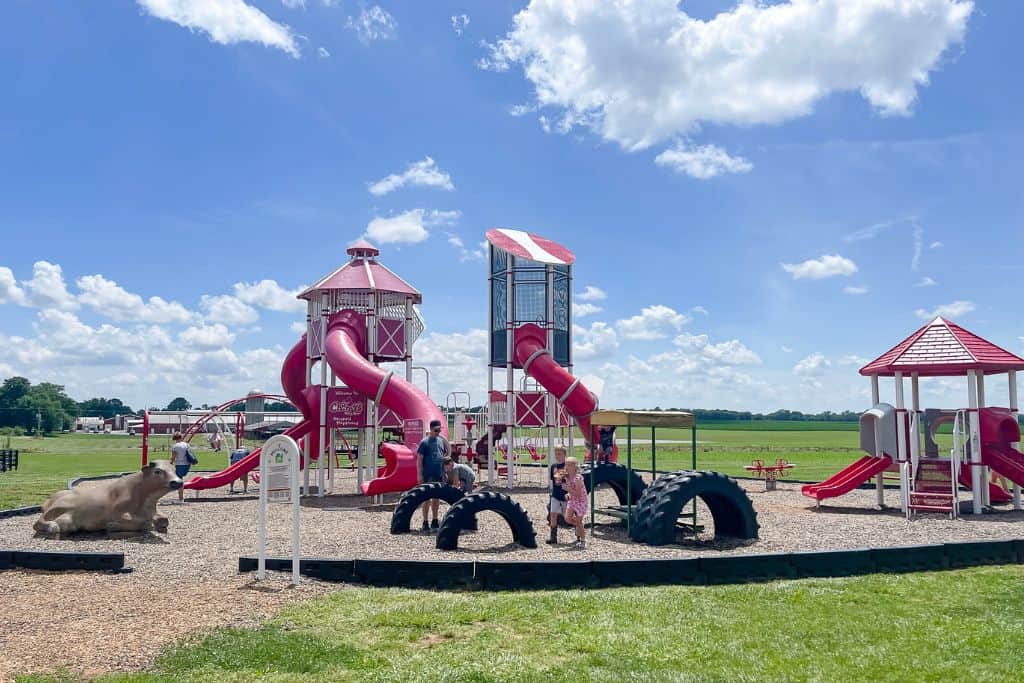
[859, 316, 1024, 377]
[589, 410, 695, 428]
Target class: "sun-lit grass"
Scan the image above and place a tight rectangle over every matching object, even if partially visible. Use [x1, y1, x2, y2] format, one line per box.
[21, 565, 1023, 682]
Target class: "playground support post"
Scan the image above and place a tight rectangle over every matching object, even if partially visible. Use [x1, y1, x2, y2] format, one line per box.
[910, 372, 921, 498]
[977, 372, 991, 508]
[871, 374, 883, 503]
[895, 371, 909, 514]
[318, 293, 329, 498]
[626, 424, 632, 536]
[967, 370, 983, 515]
[651, 425, 656, 481]
[691, 423, 697, 528]
[1010, 371, 1021, 510]
[142, 411, 149, 466]
[505, 246, 514, 489]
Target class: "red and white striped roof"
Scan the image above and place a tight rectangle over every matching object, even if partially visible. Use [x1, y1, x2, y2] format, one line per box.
[486, 228, 575, 265]
[299, 240, 421, 301]
[860, 317, 1024, 377]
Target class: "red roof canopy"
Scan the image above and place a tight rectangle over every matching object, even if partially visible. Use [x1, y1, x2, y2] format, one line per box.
[486, 228, 575, 265]
[299, 240, 421, 302]
[860, 317, 1024, 377]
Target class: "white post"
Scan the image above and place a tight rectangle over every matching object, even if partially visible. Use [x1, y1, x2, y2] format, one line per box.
[545, 264, 555, 477]
[487, 369, 495, 485]
[978, 372, 990, 507]
[910, 372, 921, 481]
[871, 375, 880, 405]
[290, 443, 300, 587]
[505, 253, 515, 489]
[894, 372, 909, 514]
[1009, 371, 1021, 510]
[257, 448, 267, 581]
[303, 302, 312, 497]
[871, 375, 883, 505]
[967, 370, 983, 515]
[318, 294, 328, 498]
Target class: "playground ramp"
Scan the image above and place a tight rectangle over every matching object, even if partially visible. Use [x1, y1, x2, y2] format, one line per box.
[983, 444, 1024, 489]
[801, 454, 893, 501]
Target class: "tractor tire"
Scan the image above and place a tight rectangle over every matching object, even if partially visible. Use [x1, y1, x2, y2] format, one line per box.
[390, 483, 473, 534]
[637, 470, 759, 546]
[435, 491, 537, 550]
[629, 470, 688, 543]
[582, 463, 647, 506]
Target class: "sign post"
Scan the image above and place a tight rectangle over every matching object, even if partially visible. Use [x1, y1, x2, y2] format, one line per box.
[257, 434, 301, 586]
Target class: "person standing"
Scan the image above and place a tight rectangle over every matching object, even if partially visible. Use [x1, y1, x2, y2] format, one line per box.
[169, 432, 195, 503]
[416, 419, 449, 531]
[546, 445, 568, 545]
[561, 456, 588, 549]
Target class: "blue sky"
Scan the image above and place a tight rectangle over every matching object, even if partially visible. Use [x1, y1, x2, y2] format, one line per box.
[0, 0, 1020, 413]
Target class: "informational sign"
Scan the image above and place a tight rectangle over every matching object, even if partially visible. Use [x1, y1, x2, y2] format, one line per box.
[326, 387, 367, 429]
[257, 434, 301, 586]
[403, 418, 424, 452]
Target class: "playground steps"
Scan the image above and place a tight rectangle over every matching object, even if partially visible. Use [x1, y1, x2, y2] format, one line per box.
[909, 458, 956, 516]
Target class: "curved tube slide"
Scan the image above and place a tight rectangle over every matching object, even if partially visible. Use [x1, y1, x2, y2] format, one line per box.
[323, 310, 446, 496]
[512, 324, 598, 444]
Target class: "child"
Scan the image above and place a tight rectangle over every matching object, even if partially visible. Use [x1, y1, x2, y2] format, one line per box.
[561, 456, 588, 549]
[546, 445, 568, 545]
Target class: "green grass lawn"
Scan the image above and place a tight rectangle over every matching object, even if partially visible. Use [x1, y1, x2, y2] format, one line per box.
[22, 565, 1024, 682]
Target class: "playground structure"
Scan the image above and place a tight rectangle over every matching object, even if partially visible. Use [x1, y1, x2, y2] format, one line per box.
[802, 316, 1024, 517]
[185, 240, 443, 497]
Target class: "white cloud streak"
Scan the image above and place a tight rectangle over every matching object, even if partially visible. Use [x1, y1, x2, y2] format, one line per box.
[137, 0, 300, 56]
[368, 157, 455, 196]
[781, 255, 858, 280]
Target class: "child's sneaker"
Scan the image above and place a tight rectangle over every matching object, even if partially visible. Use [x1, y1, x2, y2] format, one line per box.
[421, 520, 430, 532]
[431, 518, 439, 530]
[579, 539, 588, 550]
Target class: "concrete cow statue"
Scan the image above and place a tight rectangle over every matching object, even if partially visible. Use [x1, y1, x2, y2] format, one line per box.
[33, 460, 183, 537]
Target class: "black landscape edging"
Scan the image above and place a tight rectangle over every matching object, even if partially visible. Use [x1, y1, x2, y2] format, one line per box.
[238, 539, 1024, 590]
[1, 549, 125, 572]
[0, 505, 42, 519]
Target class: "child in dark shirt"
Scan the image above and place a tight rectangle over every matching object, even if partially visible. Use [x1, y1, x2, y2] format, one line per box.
[546, 445, 568, 545]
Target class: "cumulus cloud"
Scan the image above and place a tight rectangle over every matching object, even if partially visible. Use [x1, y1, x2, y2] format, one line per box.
[447, 235, 486, 262]
[654, 141, 752, 179]
[916, 276, 938, 287]
[317, 46, 330, 58]
[0, 267, 26, 305]
[574, 303, 602, 318]
[794, 352, 831, 376]
[843, 286, 869, 295]
[179, 322, 235, 349]
[136, 0, 300, 56]
[915, 300, 975, 320]
[233, 279, 306, 313]
[673, 333, 760, 365]
[578, 285, 607, 302]
[573, 322, 619, 360]
[368, 157, 455, 196]
[365, 208, 460, 245]
[347, 5, 396, 42]
[481, 0, 973, 151]
[451, 14, 470, 37]
[200, 294, 259, 325]
[781, 254, 858, 280]
[77, 274, 193, 324]
[23, 261, 78, 310]
[616, 305, 688, 340]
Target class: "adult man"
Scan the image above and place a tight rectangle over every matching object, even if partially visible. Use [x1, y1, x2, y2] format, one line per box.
[444, 456, 476, 494]
[416, 419, 449, 531]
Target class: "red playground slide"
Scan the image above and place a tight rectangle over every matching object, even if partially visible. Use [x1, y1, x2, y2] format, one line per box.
[957, 464, 1013, 504]
[323, 310, 446, 496]
[801, 454, 893, 501]
[187, 336, 315, 490]
[512, 323, 598, 443]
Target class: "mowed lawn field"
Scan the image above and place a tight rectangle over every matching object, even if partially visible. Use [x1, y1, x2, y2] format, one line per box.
[20, 566, 1024, 682]
[0, 423, 946, 509]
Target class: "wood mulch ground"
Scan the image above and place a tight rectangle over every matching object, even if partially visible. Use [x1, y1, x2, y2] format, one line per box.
[2, 470, 1022, 681]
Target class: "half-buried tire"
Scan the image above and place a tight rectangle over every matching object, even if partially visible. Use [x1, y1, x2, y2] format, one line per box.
[583, 463, 647, 506]
[628, 470, 688, 543]
[436, 491, 537, 550]
[632, 470, 758, 546]
[390, 483, 476, 534]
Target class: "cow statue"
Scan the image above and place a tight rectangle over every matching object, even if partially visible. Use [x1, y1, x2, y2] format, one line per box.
[33, 460, 183, 537]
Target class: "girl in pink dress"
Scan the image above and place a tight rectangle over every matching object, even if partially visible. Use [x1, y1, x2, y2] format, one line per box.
[562, 457, 588, 549]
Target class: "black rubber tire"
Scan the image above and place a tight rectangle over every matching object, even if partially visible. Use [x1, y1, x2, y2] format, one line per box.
[634, 470, 759, 546]
[629, 471, 688, 543]
[435, 491, 537, 550]
[583, 463, 648, 506]
[390, 483, 470, 534]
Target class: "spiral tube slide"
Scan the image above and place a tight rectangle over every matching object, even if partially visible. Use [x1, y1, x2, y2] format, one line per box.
[323, 310, 447, 496]
[512, 324, 598, 444]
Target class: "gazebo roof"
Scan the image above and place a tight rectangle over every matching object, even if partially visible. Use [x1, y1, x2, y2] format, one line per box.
[859, 317, 1024, 377]
[298, 240, 421, 302]
[486, 228, 575, 265]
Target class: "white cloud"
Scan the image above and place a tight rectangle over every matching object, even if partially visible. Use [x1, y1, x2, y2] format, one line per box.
[915, 300, 975, 320]
[916, 276, 938, 287]
[368, 157, 455, 196]
[200, 294, 259, 325]
[347, 5, 396, 42]
[573, 322, 619, 360]
[179, 323, 235, 349]
[844, 218, 900, 242]
[290, 321, 306, 335]
[843, 286, 869, 295]
[578, 285, 607, 302]
[509, 103, 537, 117]
[411, 328, 489, 398]
[616, 304, 688, 340]
[76, 274, 193, 324]
[137, 0, 300, 57]
[781, 346, 795, 353]
[281, 0, 304, 8]
[365, 208, 460, 245]
[794, 353, 831, 376]
[233, 279, 305, 313]
[317, 46, 330, 58]
[838, 354, 869, 366]
[781, 254, 858, 280]
[672, 333, 760, 365]
[451, 14, 470, 37]
[691, 305, 708, 316]
[24, 261, 78, 310]
[447, 235, 486, 262]
[911, 223, 924, 271]
[0, 267, 26, 305]
[930, 241, 944, 249]
[482, 0, 973, 151]
[574, 303, 602, 318]
[654, 141, 752, 179]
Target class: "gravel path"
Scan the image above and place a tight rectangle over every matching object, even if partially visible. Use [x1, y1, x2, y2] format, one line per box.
[2, 471, 1023, 680]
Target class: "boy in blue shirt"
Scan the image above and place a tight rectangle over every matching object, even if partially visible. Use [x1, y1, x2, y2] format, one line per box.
[416, 419, 449, 531]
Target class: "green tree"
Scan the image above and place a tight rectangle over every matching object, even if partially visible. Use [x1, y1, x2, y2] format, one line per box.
[79, 397, 134, 419]
[0, 376, 31, 409]
[166, 397, 191, 411]
[16, 382, 79, 434]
